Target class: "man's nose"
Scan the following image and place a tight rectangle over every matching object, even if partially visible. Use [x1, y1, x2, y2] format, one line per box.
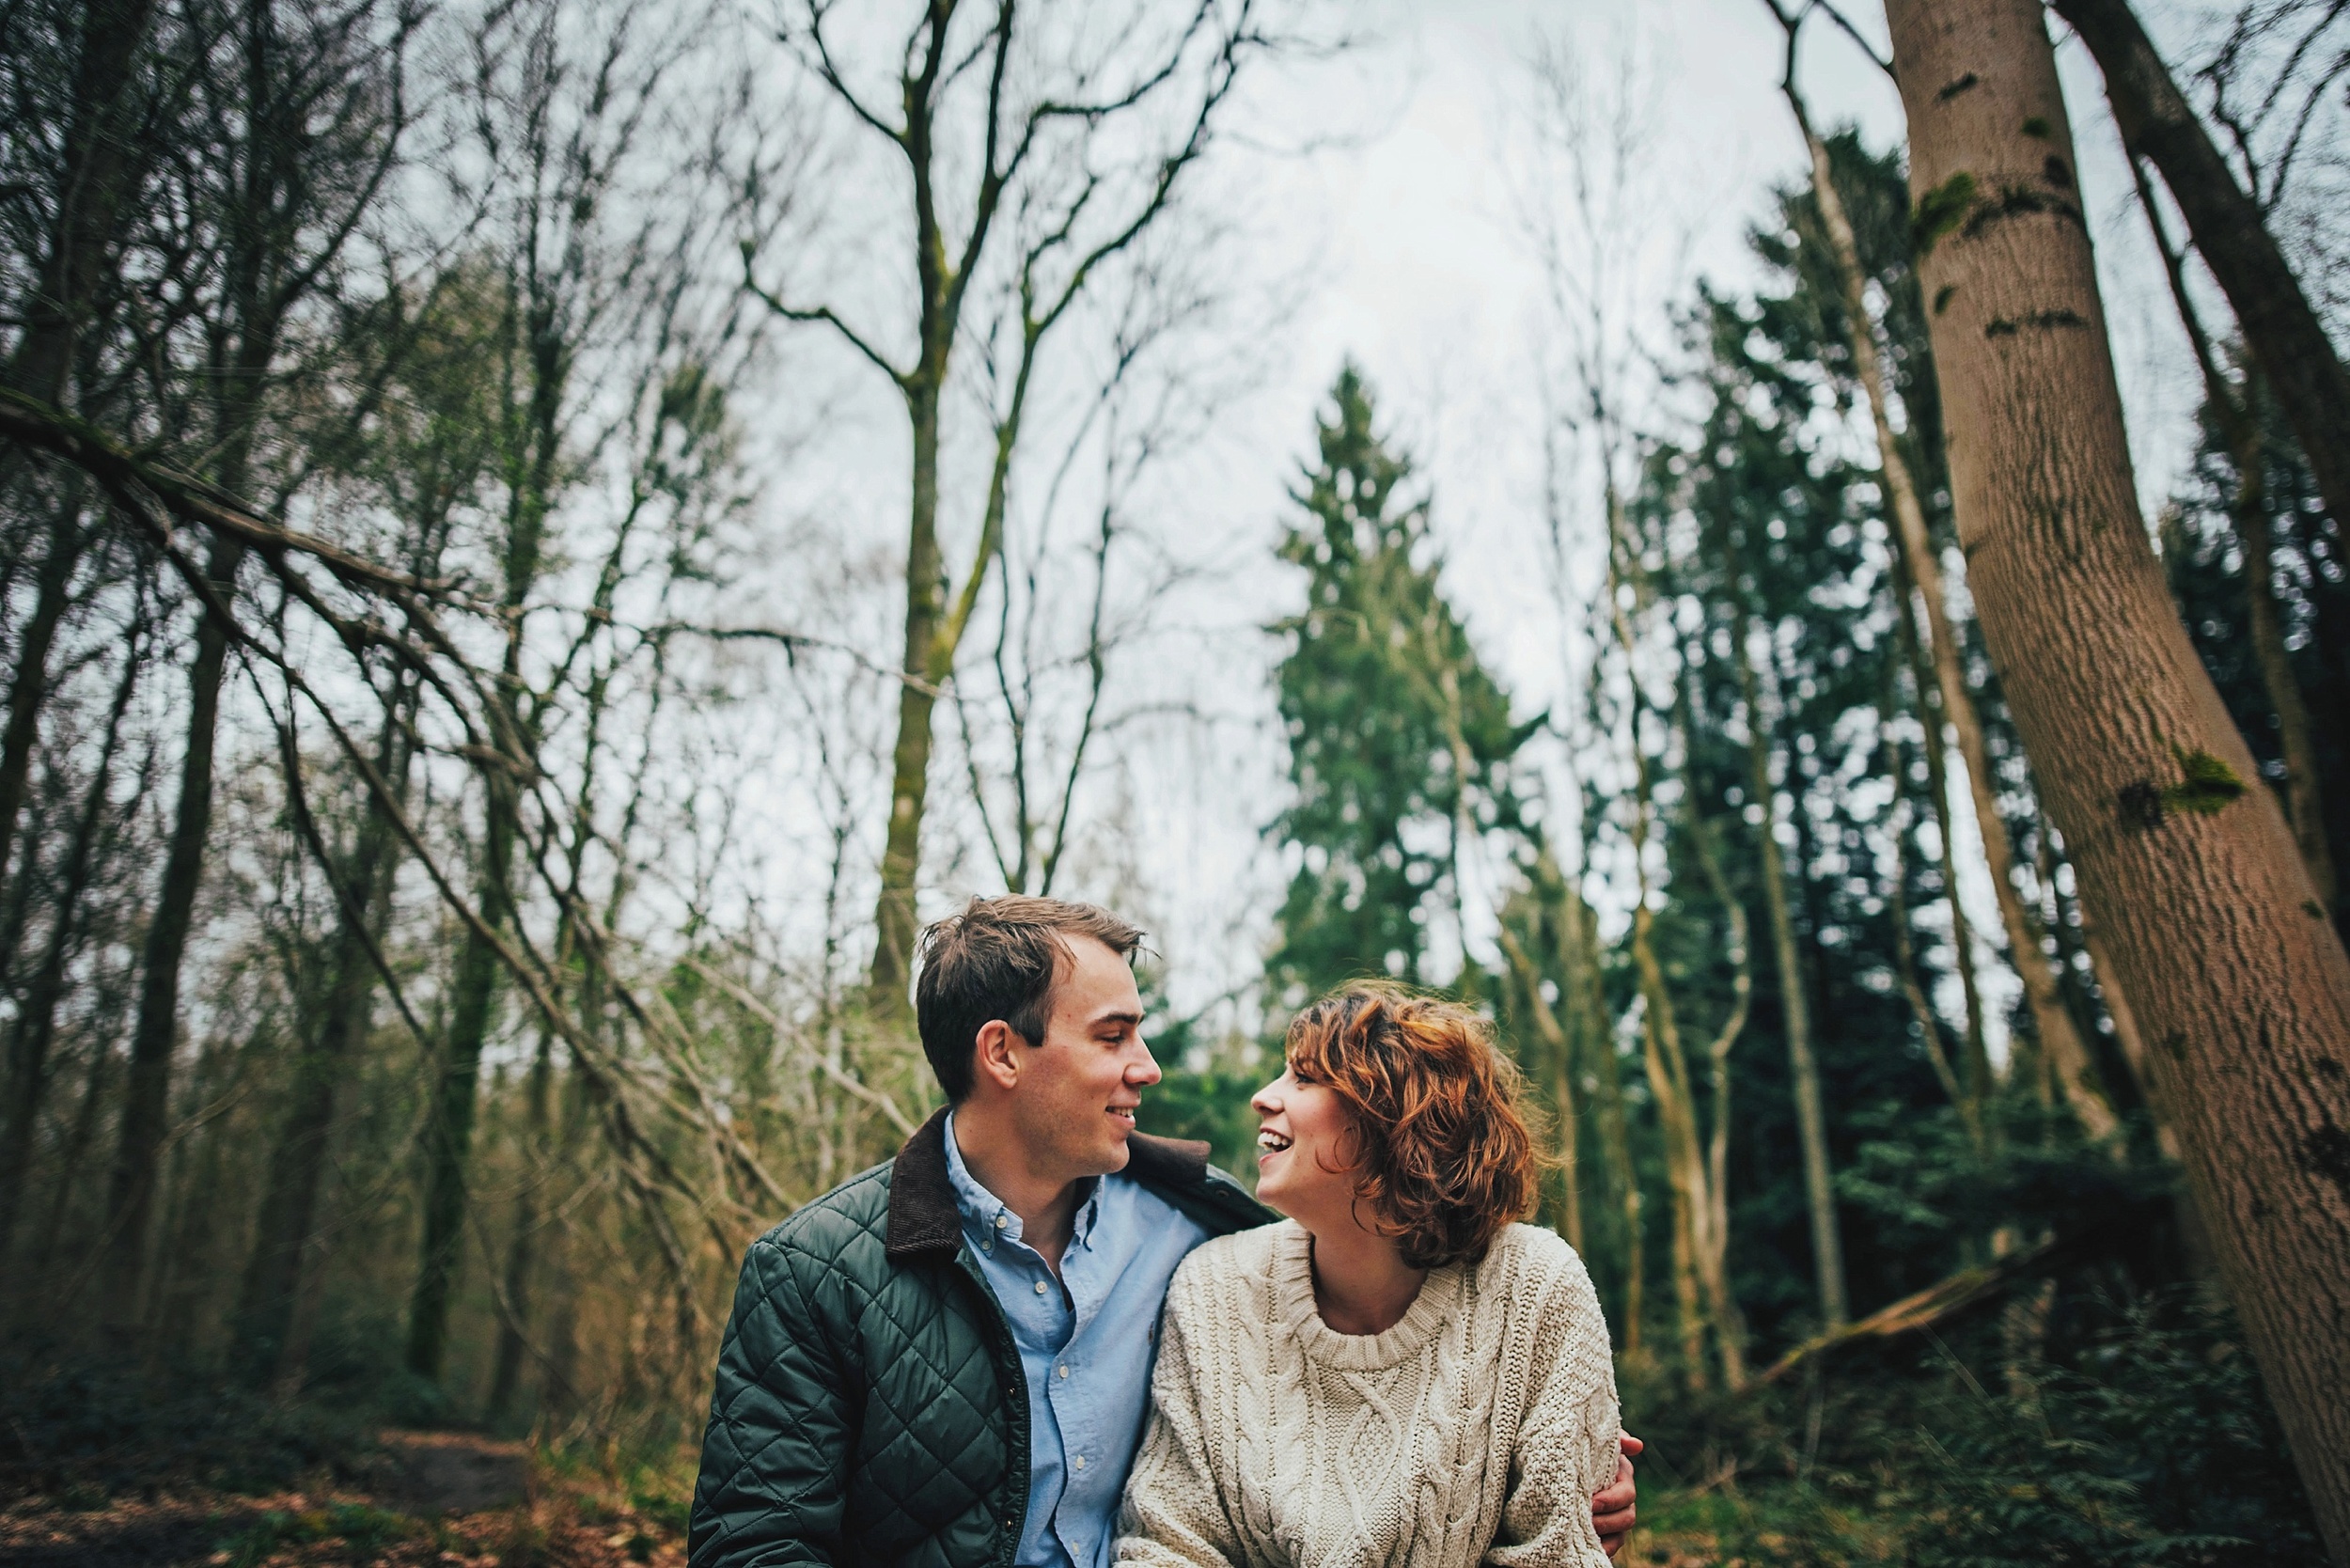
[1127, 1039, 1162, 1086]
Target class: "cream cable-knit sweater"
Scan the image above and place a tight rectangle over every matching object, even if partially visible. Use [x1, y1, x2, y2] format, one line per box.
[1114, 1219, 1619, 1568]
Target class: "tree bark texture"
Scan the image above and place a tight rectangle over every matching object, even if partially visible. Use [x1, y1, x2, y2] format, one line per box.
[1884, 4, 2350, 1554]
[2047, 0, 2350, 557]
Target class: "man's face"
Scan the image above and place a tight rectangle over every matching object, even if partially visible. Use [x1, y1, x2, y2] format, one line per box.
[1006, 935, 1159, 1184]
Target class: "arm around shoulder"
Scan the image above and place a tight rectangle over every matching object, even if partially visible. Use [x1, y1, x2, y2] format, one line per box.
[688, 1231, 853, 1568]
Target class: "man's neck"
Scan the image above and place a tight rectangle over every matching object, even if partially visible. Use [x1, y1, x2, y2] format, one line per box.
[951, 1105, 1086, 1273]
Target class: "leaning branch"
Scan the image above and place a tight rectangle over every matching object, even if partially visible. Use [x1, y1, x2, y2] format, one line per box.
[1759, 1231, 2085, 1383]
[0, 388, 455, 598]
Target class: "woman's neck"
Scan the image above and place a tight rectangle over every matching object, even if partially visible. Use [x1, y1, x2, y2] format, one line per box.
[1304, 1220, 1426, 1336]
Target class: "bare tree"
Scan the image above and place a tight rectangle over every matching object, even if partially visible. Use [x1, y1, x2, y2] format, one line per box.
[102, 0, 419, 1325]
[743, 0, 1281, 1020]
[2049, 0, 2350, 568]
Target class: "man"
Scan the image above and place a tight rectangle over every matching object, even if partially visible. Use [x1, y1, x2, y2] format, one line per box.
[689, 896, 1639, 1568]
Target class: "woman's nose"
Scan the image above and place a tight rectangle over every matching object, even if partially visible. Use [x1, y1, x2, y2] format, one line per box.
[1250, 1082, 1279, 1114]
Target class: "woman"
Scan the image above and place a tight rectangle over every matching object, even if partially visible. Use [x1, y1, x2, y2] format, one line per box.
[1116, 982, 1621, 1568]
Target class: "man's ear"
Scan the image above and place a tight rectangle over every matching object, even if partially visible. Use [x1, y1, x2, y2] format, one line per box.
[972, 1019, 1022, 1094]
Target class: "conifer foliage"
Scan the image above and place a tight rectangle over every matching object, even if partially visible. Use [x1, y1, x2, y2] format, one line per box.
[1268, 368, 1530, 1003]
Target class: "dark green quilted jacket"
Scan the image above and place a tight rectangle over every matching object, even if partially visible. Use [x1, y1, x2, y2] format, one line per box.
[687, 1109, 1274, 1568]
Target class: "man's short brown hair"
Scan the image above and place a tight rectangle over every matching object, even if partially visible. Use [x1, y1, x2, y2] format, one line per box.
[914, 896, 1147, 1102]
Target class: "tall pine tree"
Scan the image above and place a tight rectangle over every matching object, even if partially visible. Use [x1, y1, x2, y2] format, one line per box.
[1268, 368, 1531, 1005]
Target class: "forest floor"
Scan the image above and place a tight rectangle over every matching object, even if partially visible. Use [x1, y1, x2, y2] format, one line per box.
[0, 1434, 689, 1568]
[0, 1444, 1763, 1568]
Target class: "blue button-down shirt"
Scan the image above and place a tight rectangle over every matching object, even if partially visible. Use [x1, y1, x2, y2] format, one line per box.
[943, 1113, 1212, 1568]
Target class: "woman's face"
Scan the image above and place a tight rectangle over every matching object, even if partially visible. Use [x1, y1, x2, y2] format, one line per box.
[1251, 1057, 1366, 1234]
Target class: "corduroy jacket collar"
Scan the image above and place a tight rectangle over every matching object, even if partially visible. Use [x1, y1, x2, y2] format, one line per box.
[885, 1105, 1224, 1261]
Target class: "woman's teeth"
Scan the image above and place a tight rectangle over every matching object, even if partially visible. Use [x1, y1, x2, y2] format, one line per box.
[1257, 1130, 1292, 1152]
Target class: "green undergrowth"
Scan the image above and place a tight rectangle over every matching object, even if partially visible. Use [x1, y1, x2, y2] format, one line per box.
[1627, 1291, 2326, 1567]
[0, 1344, 387, 1502]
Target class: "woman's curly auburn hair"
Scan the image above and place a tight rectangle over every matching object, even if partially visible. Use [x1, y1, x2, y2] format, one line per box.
[1283, 980, 1543, 1270]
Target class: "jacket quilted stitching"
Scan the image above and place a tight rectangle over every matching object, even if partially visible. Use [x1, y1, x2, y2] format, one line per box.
[688, 1110, 1274, 1568]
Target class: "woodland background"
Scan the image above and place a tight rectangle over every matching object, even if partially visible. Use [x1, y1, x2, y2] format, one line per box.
[2, 0, 2347, 1562]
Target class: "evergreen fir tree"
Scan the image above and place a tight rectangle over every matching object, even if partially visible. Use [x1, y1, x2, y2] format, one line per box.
[1267, 367, 1532, 1005]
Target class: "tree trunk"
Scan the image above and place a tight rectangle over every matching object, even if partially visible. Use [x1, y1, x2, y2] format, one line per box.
[0, 502, 87, 912]
[1786, 86, 2118, 1144]
[1498, 923, 1583, 1252]
[488, 1017, 556, 1418]
[100, 530, 244, 1325]
[2127, 151, 2338, 916]
[1884, 5, 2350, 1554]
[0, 627, 137, 1258]
[405, 763, 515, 1380]
[1878, 684, 1982, 1142]
[5, 0, 158, 402]
[1616, 694, 1723, 1388]
[1681, 777, 1754, 1389]
[1558, 854, 1642, 1357]
[2046, 0, 2350, 555]
[866, 380, 944, 1022]
[1629, 893, 1709, 1389]
[35, 1023, 118, 1273]
[1728, 549, 1851, 1328]
[2237, 497, 2336, 907]
[1894, 561, 1994, 1108]
[236, 761, 403, 1387]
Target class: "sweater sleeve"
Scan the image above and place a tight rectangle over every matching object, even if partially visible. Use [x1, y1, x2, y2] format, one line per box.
[1113, 1273, 1246, 1568]
[1484, 1247, 1621, 1568]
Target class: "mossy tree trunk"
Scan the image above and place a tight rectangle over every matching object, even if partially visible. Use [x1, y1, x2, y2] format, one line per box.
[1885, 3, 2350, 1554]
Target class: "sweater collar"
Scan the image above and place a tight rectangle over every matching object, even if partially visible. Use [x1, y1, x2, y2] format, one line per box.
[1269, 1219, 1465, 1371]
[885, 1105, 1215, 1261]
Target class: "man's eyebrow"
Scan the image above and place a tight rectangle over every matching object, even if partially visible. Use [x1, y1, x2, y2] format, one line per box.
[1089, 1007, 1145, 1028]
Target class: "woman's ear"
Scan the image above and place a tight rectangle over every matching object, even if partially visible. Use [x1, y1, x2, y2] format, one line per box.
[972, 1018, 1021, 1093]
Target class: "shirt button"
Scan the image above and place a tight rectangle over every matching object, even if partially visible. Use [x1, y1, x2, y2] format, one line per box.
[995, 1214, 1010, 1229]
[1034, 1279, 1048, 1294]
[1057, 1365, 1069, 1379]
[1073, 1455, 1085, 1470]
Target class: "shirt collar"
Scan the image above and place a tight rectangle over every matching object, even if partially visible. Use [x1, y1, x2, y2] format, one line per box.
[941, 1109, 1104, 1253]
